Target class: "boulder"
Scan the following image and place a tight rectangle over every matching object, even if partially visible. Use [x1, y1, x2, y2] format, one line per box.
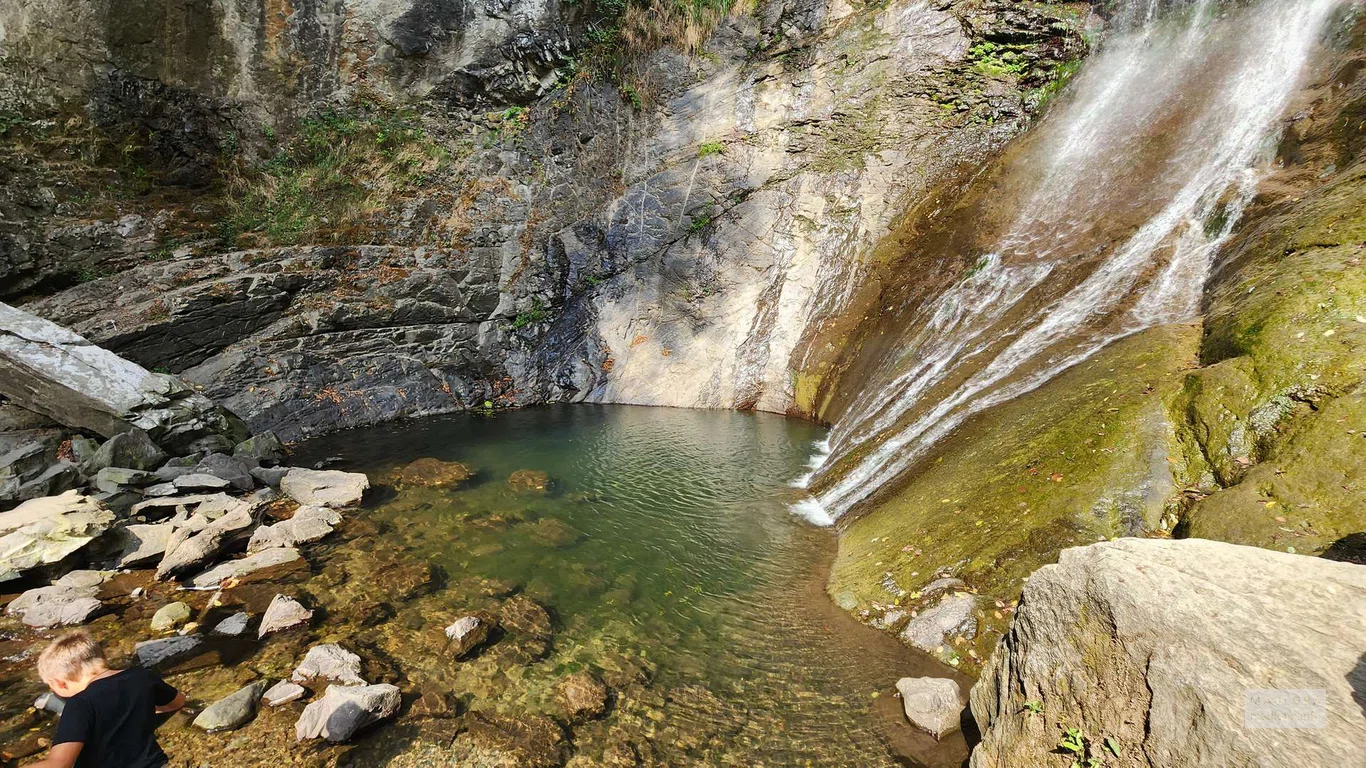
[6, 582, 102, 627]
[188, 547, 302, 588]
[280, 468, 368, 508]
[895, 677, 964, 739]
[258, 594, 313, 638]
[88, 431, 165, 473]
[262, 680, 306, 707]
[558, 672, 608, 721]
[150, 601, 193, 632]
[155, 497, 254, 579]
[93, 467, 158, 494]
[140, 482, 179, 498]
[292, 643, 365, 686]
[970, 539, 1366, 768]
[507, 469, 550, 492]
[0, 303, 244, 452]
[211, 612, 250, 636]
[134, 635, 204, 668]
[0, 437, 65, 504]
[450, 711, 569, 767]
[234, 432, 286, 465]
[900, 592, 978, 656]
[114, 522, 175, 567]
[194, 453, 255, 492]
[1, 460, 81, 508]
[294, 683, 401, 742]
[387, 457, 474, 488]
[444, 615, 493, 658]
[172, 473, 230, 492]
[0, 492, 114, 582]
[247, 506, 340, 552]
[249, 466, 289, 488]
[192, 680, 269, 732]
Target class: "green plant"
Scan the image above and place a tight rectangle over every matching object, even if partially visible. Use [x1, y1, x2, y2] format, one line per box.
[1023, 700, 1043, 715]
[511, 298, 548, 329]
[697, 140, 724, 157]
[621, 85, 643, 110]
[1058, 726, 1106, 768]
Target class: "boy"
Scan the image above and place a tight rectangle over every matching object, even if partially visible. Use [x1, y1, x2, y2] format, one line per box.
[30, 631, 186, 768]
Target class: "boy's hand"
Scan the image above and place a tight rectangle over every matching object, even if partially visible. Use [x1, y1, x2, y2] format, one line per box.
[28, 742, 82, 768]
[156, 690, 187, 715]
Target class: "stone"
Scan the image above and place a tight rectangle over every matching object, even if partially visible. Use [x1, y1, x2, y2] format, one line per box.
[247, 506, 340, 552]
[141, 482, 179, 497]
[294, 683, 401, 742]
[193, 680, 269, 732]
[558, 672, 608, 721]
[2, 460, 81, 507]
[234, 432, 286, 465]
[899, 592, 978, 656]
[54, 569, 108, 588]
[134, 635, 204, 668]
[0, 303, 244, 451]
[970, 539, 1366, 768]
[94, 466, 158, 494]
[155, 497, 254, 579]
[187, 547, 302, 588]
[172, 473, 230, 491]
[507, 469, 550, 492]
[262, 680, 306, 707]
[529, 517, 582, 547]
[150, 601, 193, 632]
[0, 492, 114, 582]
[68, 437, 101, 473]
[895, 677, 964, 740]
[6, 583, 102, 627]
[292, 643, 366, 686]
[249, 466, 289, 488]
[280, 468, 368, 508]
[451, 711, 569, 768]
[444, 615, 493, 658]
[87, 431, 166, 473]
[0, 438, 64, 504]
[387, 457, 474, 487]
[212, 611, 250, 636]
[114, 522, 175, 567]
[34, 692, 65, 715]
[258, 594, 313, 638]
[194, 452, 256, 491]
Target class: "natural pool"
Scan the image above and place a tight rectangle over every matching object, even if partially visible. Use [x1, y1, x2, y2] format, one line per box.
[2, 405, 969, 767]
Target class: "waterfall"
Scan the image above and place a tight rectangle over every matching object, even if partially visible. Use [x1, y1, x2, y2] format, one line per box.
[797, 0, 1351, 523]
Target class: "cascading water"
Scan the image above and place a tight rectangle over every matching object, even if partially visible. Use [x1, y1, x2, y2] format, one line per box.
[797, 0, 1352, 523]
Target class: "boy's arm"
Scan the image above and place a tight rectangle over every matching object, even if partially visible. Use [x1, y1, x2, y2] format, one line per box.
[155, 690, 187, 714]
[28, 742, 82, 768]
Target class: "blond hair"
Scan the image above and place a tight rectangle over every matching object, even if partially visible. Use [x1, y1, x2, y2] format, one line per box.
[37, 631, 106, 682]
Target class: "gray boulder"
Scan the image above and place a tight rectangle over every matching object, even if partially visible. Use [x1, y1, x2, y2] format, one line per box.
[93, 467, 159, 494]
[292, 643, 365, 686]
[896, 677, 964, 740]
[187, 547, 302, 588]
[970, 539, 1366, 768]
[258, 594, 313, 638]
[235, 432, 286, 465]
[280, 468, 368, 508]
[211, 611, 250, 636]
[6, 582, 103, 627]
[134, 635, 204, 668]
[0, 491, 114, 582]
[0, 302, 244, 452]
[155, 497, 254, 579]
[900, 592, 978, 656]
[192, 680, 269, 732]
[262, 680, 306, 707]
[295, 683, 401, 742]
[249, 466, 289, 488]
[0, 437, 65, 504]
[172, 473, 230, 492]
[88, 431, 165, 473]
[247, 506, 340, 552]
[114, 522, 175, 567]
[194, 453, 256, 491]
[150, 601, 193, 632]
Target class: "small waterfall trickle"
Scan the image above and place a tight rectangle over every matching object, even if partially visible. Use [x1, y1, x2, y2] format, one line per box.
[798, 0, 1352, 523]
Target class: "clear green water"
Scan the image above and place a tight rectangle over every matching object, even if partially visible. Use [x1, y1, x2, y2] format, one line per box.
[294, 404, 968, 766]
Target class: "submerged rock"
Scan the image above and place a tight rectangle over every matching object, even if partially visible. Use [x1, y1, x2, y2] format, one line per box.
[558, 672, 609, 721]
[193, 680, 269, 732]
[211, 611, 250, 636]
[295, 683, 401, 742]
[247, 506, 340, 552]
[444, 615, 493, 658]
[135, 635, 204, 668]
[258, 594, 313, 638]
[150, 601, 193, 632]
[0, 491, 114, 582]
[895, 677, 964, 740]
[970, 539, 1366, 768]
[497, 595, 554, 663]
[388, 457, 475, 488]
[529, 517, 583, 548]
[292, 643, 365, 686]
[451, 711, 569, 768]
[507, 469, 551, 492]
[262, 680, 306, 707]
[280, 468, 368, 508]
[187, 547, 302, 588]
[900, 593, 977, 656]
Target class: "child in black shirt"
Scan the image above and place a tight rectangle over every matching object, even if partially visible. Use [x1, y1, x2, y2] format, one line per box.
[29, 631, 186, 768]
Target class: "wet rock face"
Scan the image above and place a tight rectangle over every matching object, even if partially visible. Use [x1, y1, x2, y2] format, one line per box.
[970, 539, 1366, 768]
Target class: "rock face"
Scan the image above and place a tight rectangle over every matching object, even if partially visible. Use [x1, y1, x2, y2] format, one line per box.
[192, 680, 269, 732]
[295, 683, 401, 742]
[280, 469, 368, 508]
[970, 539, 1366, 768]
[895, 677, 964, 740]
[0, 302, 243, 451]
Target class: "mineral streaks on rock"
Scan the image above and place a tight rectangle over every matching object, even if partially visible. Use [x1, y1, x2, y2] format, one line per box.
[970, 538, 1366, 768]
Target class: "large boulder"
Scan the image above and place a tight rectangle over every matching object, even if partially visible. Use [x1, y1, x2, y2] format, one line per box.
[258, 594, 313, 638]
[970, 539, 1366, 768]
[87, 431, 165, 473]
[155, 496, 255, 579]
[895, 677, 964, 740]
[5, 582, 103, 628]
[193, 680, 269, 732]
[187, 546, 302, 588]
[280, 468, 368, 508]
[247, 506, 340, 552]
[292, 643, 365, 686]
[0, 492, 114, 582]
[294, 683, 401, 742]
[0, 303, 245, 452]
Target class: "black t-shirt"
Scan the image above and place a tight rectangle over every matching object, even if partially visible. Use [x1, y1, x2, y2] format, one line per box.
[52, 667, 178, 768]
